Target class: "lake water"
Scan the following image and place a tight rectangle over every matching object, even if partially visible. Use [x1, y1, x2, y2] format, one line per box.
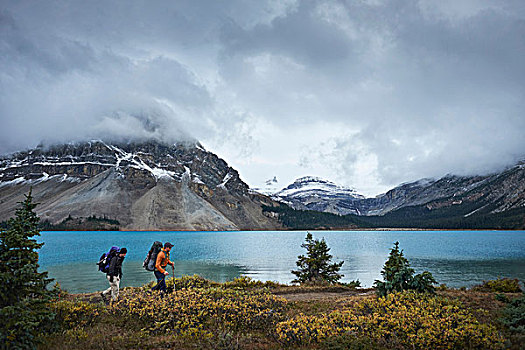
[37, 230, 525, 293]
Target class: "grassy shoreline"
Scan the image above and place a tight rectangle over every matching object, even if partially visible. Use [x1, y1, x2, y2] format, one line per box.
[40, 276, 524, 350]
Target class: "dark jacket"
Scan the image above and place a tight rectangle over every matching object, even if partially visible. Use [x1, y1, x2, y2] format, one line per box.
[107, 255, 124, 278]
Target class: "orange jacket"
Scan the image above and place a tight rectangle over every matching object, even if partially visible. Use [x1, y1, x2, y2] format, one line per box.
[155, 249, 173, 274]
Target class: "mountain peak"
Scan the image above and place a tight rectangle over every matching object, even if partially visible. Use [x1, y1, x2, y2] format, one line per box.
[265, 176, 278, 186]
[272, 176, 365, 215]
[278, 176, 361, 196]
[293, 176, 332, 185]
[0, 140, 281, 231]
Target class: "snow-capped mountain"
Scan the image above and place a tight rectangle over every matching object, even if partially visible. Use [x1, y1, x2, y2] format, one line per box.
[0, 140, 280, 231]
[251, 176, 281, 196]
[272, 165, 525, 219]
[272, 176, 366, 215]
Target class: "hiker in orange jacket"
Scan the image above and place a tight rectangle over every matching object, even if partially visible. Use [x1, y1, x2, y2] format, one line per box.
[152, 242, 174, 294]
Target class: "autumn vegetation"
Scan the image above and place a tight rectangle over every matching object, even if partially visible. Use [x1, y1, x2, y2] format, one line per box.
[36, 276, 522, 350]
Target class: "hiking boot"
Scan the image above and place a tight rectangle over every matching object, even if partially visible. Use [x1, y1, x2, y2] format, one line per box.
[100, 292, 109, 305]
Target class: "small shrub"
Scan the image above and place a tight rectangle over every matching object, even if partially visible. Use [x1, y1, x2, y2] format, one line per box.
[500, 293, 525, 333]
[226, 275, 263, 287]
[498, 292, 525, 349]
[222, 276, 283, 289]
[495, 293, 510, 303]
[62, 328, 90, 341]
[52, 300, 103, 330]
[437, 283, 448, 291]
[166, 274, 218, 292]
[473, 278, 522, 293]
[341, 280, 361, 289]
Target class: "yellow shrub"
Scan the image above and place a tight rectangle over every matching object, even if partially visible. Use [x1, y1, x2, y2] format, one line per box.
[110, 286, 287, 336]
[276, 292, 504, 349]
[166, 274, 218, 291]
[52, 300, 103, 330]
[222, 276, 282, 289]
[473, 278, 522, 293]
[163, 274, 282, 291]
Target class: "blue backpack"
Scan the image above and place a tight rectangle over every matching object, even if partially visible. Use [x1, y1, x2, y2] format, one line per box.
[97, 246, 120, 273]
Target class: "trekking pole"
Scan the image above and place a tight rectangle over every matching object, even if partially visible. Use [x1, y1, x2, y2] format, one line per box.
[171, 265, 175, 294]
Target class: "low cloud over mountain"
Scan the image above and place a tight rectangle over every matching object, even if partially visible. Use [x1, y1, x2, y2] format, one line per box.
[1, 1, 524, 195]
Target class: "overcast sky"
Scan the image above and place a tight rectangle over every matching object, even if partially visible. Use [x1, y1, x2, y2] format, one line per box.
[1, 0, 524, 196]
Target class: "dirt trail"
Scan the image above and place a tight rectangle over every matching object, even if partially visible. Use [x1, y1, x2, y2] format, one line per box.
[274, 289, 375, 302]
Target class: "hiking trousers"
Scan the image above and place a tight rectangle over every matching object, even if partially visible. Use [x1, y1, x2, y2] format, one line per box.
[152, 270, 166, 293]
[102, 275, 120, 301]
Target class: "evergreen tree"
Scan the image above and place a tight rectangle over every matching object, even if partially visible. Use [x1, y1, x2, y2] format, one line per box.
[374, 241, 437, 296]
[0, 190, 56, 349]
[291, 232, 344, 285]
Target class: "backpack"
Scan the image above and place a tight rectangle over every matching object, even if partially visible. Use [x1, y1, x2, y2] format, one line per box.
[97, 246, 120, 273]
[143, 241, 163, 271]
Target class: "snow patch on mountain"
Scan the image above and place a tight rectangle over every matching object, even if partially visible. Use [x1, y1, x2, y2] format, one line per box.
[0, 177, 26, 188]
[217, 173, 233, 189]
[105, 143, 180, 181]
[0, 173, 82, 188]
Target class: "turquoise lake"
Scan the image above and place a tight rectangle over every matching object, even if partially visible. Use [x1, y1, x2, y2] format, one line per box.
[38, 230, 525, 293]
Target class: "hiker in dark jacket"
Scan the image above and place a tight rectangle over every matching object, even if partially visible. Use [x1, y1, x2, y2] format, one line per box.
[101, 247, 127, 304]
[152, 242, 174, 294]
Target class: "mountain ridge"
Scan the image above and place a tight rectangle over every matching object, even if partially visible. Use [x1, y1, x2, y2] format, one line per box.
[1, 141, 523, 230]
[0, 140, 281, 231]
[261, 163, 525, 229]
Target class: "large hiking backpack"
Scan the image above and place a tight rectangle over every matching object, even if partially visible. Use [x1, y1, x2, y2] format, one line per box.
[97, 246, 120, 273]
[143, 241, 163, 271]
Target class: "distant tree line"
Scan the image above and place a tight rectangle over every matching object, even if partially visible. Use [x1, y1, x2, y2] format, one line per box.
[40, 214, 120, 231]
[2, 214, 121, 231]
[262, 204, 367, 229]
[263, 202, 525, 230]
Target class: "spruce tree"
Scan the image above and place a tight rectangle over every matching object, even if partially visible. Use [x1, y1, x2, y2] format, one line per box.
[292, 232, 344, 285]
[0, 190, 56, 349]
[374, 241, 437, 296]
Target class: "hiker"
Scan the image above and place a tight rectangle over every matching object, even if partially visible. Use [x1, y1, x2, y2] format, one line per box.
[152, 242, 174, 294]
[101, 247, 127, 304]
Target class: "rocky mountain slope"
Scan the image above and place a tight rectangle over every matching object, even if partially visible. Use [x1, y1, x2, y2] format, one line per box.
[365, 163, 525, 217]
[271, 177, 365, 215]
[0, 140, 281, 231]
[356, 163, 525, 229]
[269, 163, 525, 222]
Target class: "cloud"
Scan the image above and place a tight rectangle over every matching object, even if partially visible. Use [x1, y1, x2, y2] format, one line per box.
[1, 0, 524, 195]
[213, 0, 525, 191]
[0, 10, 211, 149]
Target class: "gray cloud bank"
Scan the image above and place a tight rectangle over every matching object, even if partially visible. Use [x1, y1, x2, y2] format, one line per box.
[1, 0, 524, 194]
